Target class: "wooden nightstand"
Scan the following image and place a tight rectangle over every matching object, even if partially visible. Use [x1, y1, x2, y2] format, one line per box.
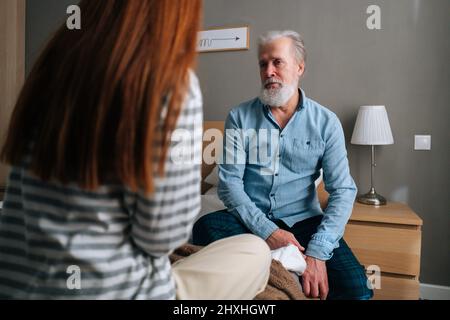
[343, 202, 423, 300]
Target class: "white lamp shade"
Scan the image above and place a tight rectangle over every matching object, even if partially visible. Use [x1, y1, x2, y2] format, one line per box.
[351, 105, 394, 145]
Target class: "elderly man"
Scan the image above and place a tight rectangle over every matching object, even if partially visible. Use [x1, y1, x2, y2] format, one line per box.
[193, 30, 373, 300]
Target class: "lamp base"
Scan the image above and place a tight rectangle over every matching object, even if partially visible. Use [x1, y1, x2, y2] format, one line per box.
[356, 188, 387, 206]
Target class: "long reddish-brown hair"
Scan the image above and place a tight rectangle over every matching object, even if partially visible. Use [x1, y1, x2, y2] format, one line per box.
[1, 0, 202, 193]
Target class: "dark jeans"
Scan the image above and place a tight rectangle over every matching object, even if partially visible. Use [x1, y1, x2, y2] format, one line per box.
[192, 210, 373, 300]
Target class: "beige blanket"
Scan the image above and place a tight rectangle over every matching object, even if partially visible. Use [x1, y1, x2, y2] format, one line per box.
[169, 244, 307, 300]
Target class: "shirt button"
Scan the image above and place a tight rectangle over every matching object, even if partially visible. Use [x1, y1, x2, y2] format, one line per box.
[275, 173, 279, 177]
[270, 193, 275, 197]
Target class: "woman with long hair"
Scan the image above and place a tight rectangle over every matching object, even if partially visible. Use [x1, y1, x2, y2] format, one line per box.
[0, 0, 270, 299]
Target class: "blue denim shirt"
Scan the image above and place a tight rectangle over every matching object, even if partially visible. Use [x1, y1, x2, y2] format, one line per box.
[218, 89, 357, 260]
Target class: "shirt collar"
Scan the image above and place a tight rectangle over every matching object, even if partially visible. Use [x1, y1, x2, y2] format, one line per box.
[298, 88, 306, 111]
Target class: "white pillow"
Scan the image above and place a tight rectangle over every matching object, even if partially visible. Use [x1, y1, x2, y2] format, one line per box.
[204, 166, 219, 186]
[205, 186, 218, 195]
[315, 169, 323, 188]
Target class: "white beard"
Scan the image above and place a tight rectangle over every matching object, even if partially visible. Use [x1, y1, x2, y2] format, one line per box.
[259, 80, 297, 108]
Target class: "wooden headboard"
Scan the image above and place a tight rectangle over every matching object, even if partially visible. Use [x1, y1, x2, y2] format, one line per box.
[201, 121, 224, 194]
[202, 121, 225, 180]
[201, 121, 328, 209]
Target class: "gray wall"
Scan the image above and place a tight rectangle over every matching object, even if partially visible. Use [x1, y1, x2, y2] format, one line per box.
[198, 0, 449, 286]
[26, 0, 449, 286]
[26, 0, 75, 74]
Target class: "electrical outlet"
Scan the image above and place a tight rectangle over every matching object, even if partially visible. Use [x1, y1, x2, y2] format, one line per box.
[414, 135, 431, 150]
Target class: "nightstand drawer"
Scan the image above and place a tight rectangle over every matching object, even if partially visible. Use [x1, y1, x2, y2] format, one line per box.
[371, 275, 420, 300]
[344, 222, 421, 276]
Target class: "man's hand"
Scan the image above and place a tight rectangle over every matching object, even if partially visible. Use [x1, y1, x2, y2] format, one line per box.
[302, 256, 329, 300]
[266, 229, 305, 253]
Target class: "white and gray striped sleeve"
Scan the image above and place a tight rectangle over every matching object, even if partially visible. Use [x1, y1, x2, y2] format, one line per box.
[130, 71, 203, 258]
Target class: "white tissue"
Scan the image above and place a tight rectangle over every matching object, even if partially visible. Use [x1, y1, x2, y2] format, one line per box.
[271, 244, 307, 276]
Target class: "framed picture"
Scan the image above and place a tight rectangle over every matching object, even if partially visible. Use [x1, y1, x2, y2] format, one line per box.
[197, 26, 250, 53]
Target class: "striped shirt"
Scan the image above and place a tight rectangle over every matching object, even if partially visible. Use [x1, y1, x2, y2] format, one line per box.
[0, 72, 203, 299]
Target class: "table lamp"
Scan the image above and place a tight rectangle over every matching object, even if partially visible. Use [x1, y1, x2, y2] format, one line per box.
[351, 105, 394, 205]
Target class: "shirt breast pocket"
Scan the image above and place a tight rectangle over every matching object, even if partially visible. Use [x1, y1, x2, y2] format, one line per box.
[286, 138, 325, 173]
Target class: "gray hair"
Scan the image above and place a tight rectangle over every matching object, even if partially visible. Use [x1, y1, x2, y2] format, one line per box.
[258, 30, 307, 64]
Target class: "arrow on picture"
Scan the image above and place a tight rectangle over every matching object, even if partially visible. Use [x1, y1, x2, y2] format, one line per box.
[213, 37, 240, 42]
[198, 36, 241, 49]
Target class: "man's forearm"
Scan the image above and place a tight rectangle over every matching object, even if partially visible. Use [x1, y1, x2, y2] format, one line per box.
[218, 180, 278, 240]
[306, 185, 356, 260]
[312, 115, 357, 260]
